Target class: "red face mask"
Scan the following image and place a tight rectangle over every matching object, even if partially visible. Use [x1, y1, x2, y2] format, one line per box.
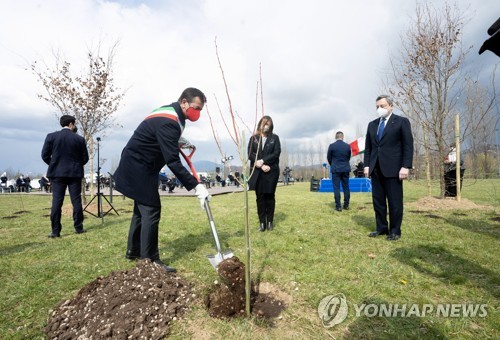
[186, 107, 201, 122]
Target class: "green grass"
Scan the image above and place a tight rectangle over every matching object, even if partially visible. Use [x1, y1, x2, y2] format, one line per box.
[0, 180, 498, 339]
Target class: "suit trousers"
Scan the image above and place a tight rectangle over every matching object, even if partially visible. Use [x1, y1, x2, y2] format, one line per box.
[256, 192, 276, 223]
[331, 172, 350, 209]
[50, 177, 84, 234]
[370, 162, 404, 236]
[127, 201, 161, 260]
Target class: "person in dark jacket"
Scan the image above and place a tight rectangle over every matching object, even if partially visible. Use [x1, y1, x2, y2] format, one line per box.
[444, 143, 465, 197]
[40, 174, 51, 192]
[113, 88, 211, 273]
[327, 131, 352, 211]
[16, 175, 29, 192]
[248, 116, 281, 232]
[41, 115, 89, 238]
[364, 95, 413, 241]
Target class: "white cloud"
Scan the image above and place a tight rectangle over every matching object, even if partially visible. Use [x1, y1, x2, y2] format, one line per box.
[0, 0, 497, 175]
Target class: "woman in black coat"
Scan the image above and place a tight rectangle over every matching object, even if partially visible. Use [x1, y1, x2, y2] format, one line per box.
[248, 116, 281, 231]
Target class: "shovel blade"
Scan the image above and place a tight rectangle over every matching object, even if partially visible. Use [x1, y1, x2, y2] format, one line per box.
[207, 250, 234, 269]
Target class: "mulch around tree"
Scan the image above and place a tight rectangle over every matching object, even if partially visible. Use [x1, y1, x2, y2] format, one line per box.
[205, 256, 288, 319]
[407, 196, 493, 211]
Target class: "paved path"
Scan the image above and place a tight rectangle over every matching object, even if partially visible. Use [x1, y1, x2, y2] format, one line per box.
[4, 185, 244, 197]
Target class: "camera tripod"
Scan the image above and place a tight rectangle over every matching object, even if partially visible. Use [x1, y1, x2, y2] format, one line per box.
[84, 137, 118, 224]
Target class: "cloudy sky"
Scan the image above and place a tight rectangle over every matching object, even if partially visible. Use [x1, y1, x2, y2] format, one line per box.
[0, 0, 498, 177]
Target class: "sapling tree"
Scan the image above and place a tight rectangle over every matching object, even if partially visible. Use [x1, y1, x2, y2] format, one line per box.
[207, 39, 265, 316]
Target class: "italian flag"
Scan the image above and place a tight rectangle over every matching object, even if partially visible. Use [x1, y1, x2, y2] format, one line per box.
[350, 136, 365, 156]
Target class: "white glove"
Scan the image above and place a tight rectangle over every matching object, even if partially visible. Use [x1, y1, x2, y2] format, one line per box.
[364, 166, 370, 178]
[195, 183, 211, 209]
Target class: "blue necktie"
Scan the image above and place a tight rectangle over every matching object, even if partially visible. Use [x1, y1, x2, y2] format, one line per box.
[377, 118, 386, 141]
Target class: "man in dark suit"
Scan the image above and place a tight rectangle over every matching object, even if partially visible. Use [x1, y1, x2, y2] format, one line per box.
[42, 115, 89, 238]
[327, 131, 352, 211]
[364, 95, 413, 241]
[113, 88, 211, 273]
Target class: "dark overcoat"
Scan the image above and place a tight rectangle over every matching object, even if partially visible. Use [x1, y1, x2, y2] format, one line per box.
[363, 113, 413, 177]
[113, 102, 198, 207]
[41, 128, 89, 179]
[327, 140, 352, 173]
[247, 133, 281, 193]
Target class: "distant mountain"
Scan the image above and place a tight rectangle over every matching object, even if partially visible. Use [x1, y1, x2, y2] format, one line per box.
[160, 160, 242, 175]
[192, 160, 220, 172]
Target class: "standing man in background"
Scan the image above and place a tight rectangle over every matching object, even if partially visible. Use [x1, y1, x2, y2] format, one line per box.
[327, 131, 352, 211]
[42, 115, 89, 238]
[364, 95, 413, 241]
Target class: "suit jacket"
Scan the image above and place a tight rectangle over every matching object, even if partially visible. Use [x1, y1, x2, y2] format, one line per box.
[113, 102, 199, 207]
[247, 133, 281, 193]
[327, 140, 351, 173]
[363, 113, 413, 177]
[41, 128, 89, 179]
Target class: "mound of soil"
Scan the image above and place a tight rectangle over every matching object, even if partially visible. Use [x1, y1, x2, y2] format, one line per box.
[408, 196, 493, 211]
[64, 203, 109, 217]
[205, 257, 288, 319]
[45, 260, 192, 339]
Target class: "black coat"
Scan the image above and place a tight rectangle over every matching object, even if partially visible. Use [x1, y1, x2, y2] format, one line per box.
[113, 102, 199, 207]
[247, 133, 281, 193]
[41, 128, 89, 179]
[364, 114, 413, 177]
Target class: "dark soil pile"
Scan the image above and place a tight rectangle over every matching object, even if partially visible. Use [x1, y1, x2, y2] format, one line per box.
[45, 259, 192, 339]
[205, 256, 287, 319]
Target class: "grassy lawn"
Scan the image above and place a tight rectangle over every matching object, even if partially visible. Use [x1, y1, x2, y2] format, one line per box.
[0, 179, 498, 339]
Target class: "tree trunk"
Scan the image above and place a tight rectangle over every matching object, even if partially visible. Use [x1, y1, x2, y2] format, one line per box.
[483, 145, 490, 178]
[422, 126, 432, 196]
[89, 139, 95, 198]
[81, 178, 87, 206]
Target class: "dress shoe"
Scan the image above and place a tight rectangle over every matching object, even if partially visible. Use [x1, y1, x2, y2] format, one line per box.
[75, 229, 86, 234]
[267, 221, 273, 231]
[386, 234, 401, 241]
[125, 249, 140, 260]
[369, 230, 389, 237]
[153, 259, 177, 273]
[259, 222, 266, 232]
[47, 232, 60, 238]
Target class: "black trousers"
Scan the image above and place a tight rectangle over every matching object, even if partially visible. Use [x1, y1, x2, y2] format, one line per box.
[332, 172, 350, 209]
[256, 192, 276, 224]
[444, 169, 465, 197]
[370, 163, 404, 236]
[127, 201, 161, 260]
[50, 177, 84, 234]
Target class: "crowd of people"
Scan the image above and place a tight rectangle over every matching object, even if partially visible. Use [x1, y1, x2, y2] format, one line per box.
[0, 172, 52, 193]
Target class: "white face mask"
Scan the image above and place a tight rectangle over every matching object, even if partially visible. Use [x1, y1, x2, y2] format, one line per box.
[377, 107, 389, 118]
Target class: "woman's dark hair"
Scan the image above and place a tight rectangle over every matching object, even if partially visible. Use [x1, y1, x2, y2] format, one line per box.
[255, 115, 274, 135]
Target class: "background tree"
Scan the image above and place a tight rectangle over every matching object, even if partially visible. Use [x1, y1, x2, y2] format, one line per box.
[460, 72, 498, 178]
[387, 2, 473, 197]
[31, 41, 125, 202]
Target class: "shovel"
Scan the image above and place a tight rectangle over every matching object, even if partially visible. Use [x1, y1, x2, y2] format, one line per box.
[179, 141, 234, 269]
